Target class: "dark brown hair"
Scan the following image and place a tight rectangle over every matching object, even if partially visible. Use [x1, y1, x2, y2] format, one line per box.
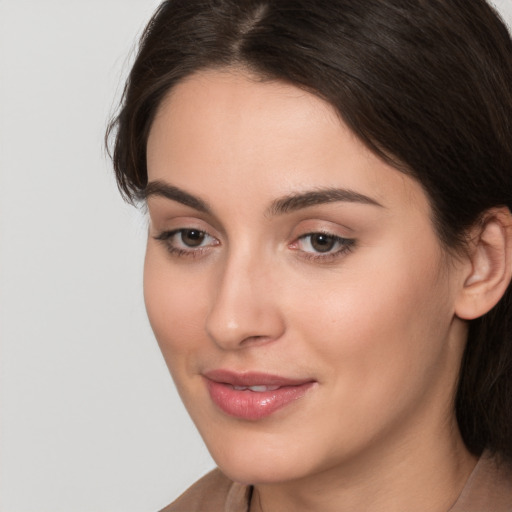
[107, 0, 512, 461]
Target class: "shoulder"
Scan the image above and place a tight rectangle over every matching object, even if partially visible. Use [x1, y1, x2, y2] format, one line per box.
[451, 452, 512, 512]
[159, 468, 250, 512]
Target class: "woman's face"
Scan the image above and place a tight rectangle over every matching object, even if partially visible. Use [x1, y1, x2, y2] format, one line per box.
[144, 70, 468, 485]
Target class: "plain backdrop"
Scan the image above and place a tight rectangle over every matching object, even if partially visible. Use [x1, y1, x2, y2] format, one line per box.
[1, 1, 511, 511]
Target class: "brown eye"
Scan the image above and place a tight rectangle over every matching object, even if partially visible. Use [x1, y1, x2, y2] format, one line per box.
[309, 233, 337, 253]
[180, 229, 206, 247]
[295, 232, 355, 259]
[154, 228, 218, 257]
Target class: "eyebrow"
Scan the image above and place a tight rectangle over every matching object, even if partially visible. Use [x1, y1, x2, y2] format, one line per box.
[144, 181, 211, 213]
[144, 181, 383, 215]
[267, 188, 384, 215]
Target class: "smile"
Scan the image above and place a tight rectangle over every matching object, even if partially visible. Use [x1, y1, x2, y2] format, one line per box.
[232, 385, 280, 392]
[203, 370, 316, 421]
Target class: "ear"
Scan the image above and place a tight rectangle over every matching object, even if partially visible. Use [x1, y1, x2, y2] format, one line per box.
[455, 207, 512, 320]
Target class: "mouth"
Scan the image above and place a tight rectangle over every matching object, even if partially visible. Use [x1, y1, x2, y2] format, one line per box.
[203, 369, 316, 421]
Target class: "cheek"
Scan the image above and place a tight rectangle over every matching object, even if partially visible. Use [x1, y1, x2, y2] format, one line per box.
[285, 239, 454, 413]
[143, 247, 210, 374]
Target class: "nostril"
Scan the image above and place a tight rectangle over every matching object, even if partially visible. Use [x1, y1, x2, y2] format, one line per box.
[239, 335, 272, 346]
[205, 264, 286, 349]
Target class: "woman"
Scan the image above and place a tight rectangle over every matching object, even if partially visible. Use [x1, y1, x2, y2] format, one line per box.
[107, 0, 512, 510]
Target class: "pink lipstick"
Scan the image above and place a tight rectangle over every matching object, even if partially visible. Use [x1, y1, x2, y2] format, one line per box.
[203, 370, 315, 420]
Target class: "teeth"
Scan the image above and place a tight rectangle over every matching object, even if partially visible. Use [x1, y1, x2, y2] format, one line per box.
[250, 385, 279, 392]
[232, 385, 280, 392]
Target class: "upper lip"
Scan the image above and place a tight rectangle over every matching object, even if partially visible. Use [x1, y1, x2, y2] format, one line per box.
[203, 369, 314, 387]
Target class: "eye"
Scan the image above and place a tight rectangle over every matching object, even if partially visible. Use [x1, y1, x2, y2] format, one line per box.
[177, 229, 208, 247]
[294, 232, 355, 261]
[300, 233, 340, 253]
[154, 228, 218, 256]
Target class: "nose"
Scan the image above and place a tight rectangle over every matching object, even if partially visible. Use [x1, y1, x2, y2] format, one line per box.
[205, 250, 286, 350]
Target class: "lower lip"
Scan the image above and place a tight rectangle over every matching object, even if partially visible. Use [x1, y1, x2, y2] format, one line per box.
[205, 379, 315, 420]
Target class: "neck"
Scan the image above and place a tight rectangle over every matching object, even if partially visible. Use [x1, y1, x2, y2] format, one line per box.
[250, 417, 477, 512]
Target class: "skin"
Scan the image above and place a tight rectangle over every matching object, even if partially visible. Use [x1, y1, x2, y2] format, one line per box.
[144, 70, 479, 512]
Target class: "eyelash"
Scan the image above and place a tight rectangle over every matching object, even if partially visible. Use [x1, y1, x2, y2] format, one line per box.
[154, 229, 217, 258]
[154, 229, 355, 262]
[293, 231, 355, 262]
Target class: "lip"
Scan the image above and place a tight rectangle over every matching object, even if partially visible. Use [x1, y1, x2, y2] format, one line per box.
[203, 369, 316, 421]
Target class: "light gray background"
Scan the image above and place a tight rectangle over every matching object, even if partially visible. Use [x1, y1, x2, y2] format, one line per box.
[1, 1, 511, 511]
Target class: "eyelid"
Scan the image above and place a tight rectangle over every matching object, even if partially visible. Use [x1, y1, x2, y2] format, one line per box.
[153, 227, 219, 258]
[149, 215, 218, 241]
[289, 229, 356, 263]
[147, 205, 224, 239]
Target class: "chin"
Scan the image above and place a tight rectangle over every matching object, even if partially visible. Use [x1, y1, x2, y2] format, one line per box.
[216, 453, 307, 486]
[199, 425, 321, 485]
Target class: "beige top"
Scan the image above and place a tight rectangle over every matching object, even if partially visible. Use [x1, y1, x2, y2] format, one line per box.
[161, 452, 512, 512]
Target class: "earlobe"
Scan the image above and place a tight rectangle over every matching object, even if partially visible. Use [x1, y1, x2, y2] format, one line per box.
[455, 207, 512, 321]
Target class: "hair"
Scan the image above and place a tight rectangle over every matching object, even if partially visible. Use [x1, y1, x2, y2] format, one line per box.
[106, 0, 512, 462]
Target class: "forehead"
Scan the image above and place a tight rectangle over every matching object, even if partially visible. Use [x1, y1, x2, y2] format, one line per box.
[148, 69, 343, 165]
[146, 69, 428, 217]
